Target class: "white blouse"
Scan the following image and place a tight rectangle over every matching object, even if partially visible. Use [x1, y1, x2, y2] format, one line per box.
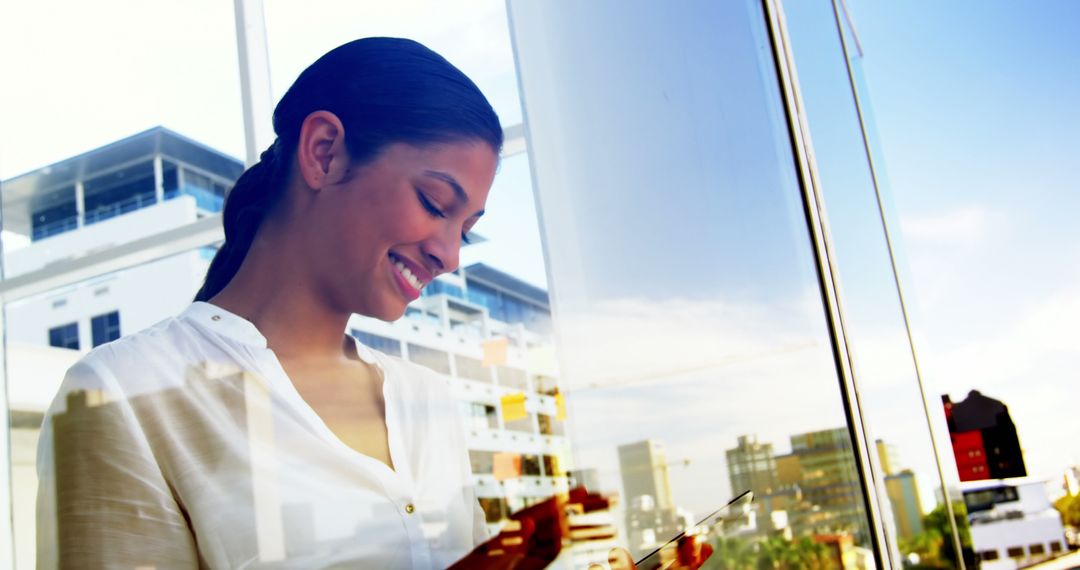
[36, 301, 488, 569]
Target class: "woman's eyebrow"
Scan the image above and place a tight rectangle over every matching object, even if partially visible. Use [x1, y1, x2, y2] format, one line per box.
[423, 170, 467, 203]
[424, 170, 485, 217]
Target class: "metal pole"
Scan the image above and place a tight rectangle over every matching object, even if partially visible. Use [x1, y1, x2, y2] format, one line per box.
[233, 0, 276, 167]
[828, 0, 966, 565]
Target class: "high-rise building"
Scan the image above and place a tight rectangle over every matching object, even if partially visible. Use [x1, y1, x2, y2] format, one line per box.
[618, 440, 675, 512]
[775, 453, 802, 488]
[943, 390, 1026, 482]
[787, 428, 867, 540]
[876, 439, 900, 477]
[884, 470, 924, 541]
[726, 434, 779, 496]
[617, 439, 683, 556]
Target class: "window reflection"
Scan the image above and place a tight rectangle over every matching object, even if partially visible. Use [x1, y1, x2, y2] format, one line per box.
[509, 0, 875, 564]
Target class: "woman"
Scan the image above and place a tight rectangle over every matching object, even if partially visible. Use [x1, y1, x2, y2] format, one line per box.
[36, 37, 709, 569]
[36, 37, 510, 568]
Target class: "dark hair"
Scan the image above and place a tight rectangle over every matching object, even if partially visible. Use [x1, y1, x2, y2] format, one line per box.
[194, 37, 503, 302]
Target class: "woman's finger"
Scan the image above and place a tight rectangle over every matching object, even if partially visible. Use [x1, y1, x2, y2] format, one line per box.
[608, 547, 636, 570]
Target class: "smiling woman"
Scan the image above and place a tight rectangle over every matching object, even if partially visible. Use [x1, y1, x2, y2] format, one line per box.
[30, 37, 534, 568]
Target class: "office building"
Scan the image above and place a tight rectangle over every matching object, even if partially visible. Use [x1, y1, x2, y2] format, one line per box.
[963, 478, 1067, 570]
[727, 434, 779, 497]
[618, 439, 685, 556]
[787, 428, 868, 541]
[884, 470, 924, 541]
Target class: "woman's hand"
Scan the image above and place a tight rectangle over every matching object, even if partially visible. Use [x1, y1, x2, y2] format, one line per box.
[448, 518, 535, 570]
[592, 535, 714, 570]
[449, 495, 566, 570]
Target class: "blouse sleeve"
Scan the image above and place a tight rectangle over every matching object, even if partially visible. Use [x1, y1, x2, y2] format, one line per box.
[36, 359, 200, 569]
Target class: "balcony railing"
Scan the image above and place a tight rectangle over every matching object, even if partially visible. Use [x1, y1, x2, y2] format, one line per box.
[28, 185, 226, 243]
[164, 184, 224, 213]
[31, 216, 79, 241]
[84, 192, 158, 226]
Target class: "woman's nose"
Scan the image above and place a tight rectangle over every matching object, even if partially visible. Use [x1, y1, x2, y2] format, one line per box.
[422, 230, 460, 275]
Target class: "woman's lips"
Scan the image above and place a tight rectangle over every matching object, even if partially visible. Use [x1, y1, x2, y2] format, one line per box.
[388, 253, 425, 301]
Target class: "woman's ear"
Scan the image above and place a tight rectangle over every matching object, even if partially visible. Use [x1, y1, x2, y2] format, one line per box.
[296, 110, 350, 190]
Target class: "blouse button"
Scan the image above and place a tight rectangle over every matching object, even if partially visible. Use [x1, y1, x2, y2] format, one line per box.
[404, 503, 416, 514]
[211, 315, 221, 321]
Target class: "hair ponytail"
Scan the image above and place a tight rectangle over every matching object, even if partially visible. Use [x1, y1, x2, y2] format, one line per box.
[193, 37, 503, 303]
[193, 142, 283, 302]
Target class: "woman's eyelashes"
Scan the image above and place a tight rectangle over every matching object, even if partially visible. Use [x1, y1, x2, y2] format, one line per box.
[417, 189, 472, 244]
[416, 191, 446, 218]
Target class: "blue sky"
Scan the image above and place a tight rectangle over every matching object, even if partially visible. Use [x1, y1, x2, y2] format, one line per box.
[845, 0, 1080, 482]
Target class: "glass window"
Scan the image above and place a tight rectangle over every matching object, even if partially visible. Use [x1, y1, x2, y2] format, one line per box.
[422, 279, 464, 300]
[162, 161, 179, 193]
[980, 550, 1000, 561]
[30, 186, 78, 242]
[537, 413, 563, 436]
[522, 454, 542, 476]
[90, 311, 121, 347]
[351, 330, 403, 357]
[478, 497, 508, 523]
[1007, 546, 1025, 558]
[48, 323, 79, 350]
[504, 413, 535, 435]
[406, 344, 450, 375]
[542, 454, 563, 478]
[454, 355, 490, 383]
[176, 168, 226, 213]
[1029, 544, 1045, 555]
[464, 402, 498, 432]
[469, 450, 495, 475]
[83, 161, 157, 225]
[496, 365, 527, 391]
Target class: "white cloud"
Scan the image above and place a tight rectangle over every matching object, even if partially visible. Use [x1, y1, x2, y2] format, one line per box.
[552, 293, 861, 515]
[900, 206, 996, 246]
[921, 285, 1080, 480]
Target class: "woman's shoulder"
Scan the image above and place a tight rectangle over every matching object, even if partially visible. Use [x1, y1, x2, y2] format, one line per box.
[62, 307, 231, 398]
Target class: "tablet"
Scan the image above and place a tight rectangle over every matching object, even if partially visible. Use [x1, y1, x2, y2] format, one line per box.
[634, 490, 754, 570]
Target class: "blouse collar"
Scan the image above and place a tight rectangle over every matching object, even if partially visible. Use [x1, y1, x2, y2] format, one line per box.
[182, 301, 382, 367]
[184, 301, 268, 348]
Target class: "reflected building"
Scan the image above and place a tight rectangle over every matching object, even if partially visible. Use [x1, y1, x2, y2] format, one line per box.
[617, 440, 685, 556]
[789, 428, 867, 539]
[884, 471, 924, 542]
[875, 438, 925, 542]
[726, 434, 779, 497]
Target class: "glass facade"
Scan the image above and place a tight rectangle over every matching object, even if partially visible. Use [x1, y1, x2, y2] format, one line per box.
[0, 1, 987, 568]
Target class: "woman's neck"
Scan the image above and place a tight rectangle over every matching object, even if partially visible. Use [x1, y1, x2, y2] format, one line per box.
[209, 234, 352, 363]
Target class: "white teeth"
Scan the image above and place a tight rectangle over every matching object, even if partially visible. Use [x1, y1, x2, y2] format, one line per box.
[392, 258, 423, 291]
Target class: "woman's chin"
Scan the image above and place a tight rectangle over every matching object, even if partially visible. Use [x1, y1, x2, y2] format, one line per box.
[368, 301, 410, 323]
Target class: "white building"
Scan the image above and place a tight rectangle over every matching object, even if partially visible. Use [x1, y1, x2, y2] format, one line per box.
[2, 128, 572, 566]
[962, 478, 1068, 569]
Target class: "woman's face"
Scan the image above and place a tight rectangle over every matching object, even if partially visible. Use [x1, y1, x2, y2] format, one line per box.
[307, 140, 498, 321]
